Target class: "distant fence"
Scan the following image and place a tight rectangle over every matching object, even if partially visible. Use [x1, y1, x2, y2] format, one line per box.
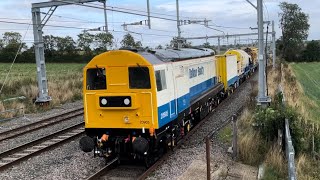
[279, 85, 297, 180]
[285, 118, 297, 180]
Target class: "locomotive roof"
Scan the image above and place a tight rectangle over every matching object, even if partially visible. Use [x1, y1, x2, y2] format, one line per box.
[138, 48, 215, 65]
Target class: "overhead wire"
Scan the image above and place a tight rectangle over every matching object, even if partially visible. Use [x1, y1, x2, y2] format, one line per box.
[0, 20, 89, 30]
[0, 28, 84, 31]
[7, 1, 249, 39]
[0, 16, 123, 24]
[47, 13, 124, 24]
[208, 22, 249, 30]
[0, 19, 177, 41]
[135, 26, 177, 33]
[0, 0, 260, 47]
[87, 1, 204, 20]
[54, 0, 178, 22]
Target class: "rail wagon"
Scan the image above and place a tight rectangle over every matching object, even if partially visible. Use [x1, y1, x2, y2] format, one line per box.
[224, 49, 252, 81]
[216, 54, 239, 94]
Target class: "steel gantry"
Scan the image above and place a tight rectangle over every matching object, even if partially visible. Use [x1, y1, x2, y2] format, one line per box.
[31, 0, 106, 103]
[186, 0, 273, 106]
[182, 31, 276, 55]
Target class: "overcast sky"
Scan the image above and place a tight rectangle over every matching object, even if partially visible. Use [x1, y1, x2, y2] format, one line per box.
[0, 0, 318, 48]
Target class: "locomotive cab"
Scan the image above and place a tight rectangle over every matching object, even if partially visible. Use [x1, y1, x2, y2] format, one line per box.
[81, 50, 158, 160]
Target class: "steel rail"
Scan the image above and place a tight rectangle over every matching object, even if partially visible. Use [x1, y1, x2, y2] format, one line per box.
[0, 107, 83, 142]
[86, 157, 119, 180]
[0, 122, 84, 171]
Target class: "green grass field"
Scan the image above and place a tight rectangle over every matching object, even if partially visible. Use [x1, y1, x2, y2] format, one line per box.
[0, 63, 85, 83]
[291, 62, 320, 122]
[0, 63, 85, 116]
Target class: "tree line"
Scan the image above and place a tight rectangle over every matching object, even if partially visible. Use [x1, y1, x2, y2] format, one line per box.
[0, 30, 231, 64]
[0, 32, 143, 63]
[278, 2, 320, 62]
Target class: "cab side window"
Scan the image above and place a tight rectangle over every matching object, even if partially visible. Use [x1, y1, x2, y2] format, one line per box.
[155, 70, 167, 92]
[86, 68, 106, 90]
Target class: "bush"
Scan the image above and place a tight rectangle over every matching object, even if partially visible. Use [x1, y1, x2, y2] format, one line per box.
[253, 106, 285, 142]
[253, 91, 305, 152]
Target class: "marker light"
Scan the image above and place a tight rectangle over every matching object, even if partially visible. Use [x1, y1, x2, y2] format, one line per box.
[124, 98, 130, 105]
[101, 98, 107, 105]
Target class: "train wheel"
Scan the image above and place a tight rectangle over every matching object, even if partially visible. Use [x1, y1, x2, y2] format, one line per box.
[144, 155, 154, 168]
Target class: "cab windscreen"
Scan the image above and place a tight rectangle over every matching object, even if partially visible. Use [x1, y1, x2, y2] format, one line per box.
[128, 67, 151, 89]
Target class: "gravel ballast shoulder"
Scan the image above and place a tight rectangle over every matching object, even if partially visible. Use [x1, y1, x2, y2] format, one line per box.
[0, 138, 105, 180]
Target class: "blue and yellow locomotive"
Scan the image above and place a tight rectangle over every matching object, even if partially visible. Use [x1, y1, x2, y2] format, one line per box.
[79, 47, 254, 164]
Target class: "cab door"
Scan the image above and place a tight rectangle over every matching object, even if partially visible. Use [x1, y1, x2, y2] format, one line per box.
[168, 65, 177, 118]
[155, 65, 177, 127]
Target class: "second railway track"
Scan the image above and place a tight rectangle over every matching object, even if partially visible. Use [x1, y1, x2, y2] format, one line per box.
[0, 107, 84, 142]
[0, 122, 85, 171]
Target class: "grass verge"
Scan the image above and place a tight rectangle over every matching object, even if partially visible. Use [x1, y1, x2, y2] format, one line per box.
[218, 125, 232, 145]
[0, 63, 85, 117]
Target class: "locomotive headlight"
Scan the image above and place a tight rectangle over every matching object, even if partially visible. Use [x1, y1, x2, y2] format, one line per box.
[124, 98, 130, 105]
[101, 98, 107, 105]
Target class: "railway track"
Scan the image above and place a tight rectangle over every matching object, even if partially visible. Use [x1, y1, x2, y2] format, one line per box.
[0, 122, 84, 171]
[86, 100, 243, 180]
[85, 106, 221, 180]
[0, 107, 83, 142]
